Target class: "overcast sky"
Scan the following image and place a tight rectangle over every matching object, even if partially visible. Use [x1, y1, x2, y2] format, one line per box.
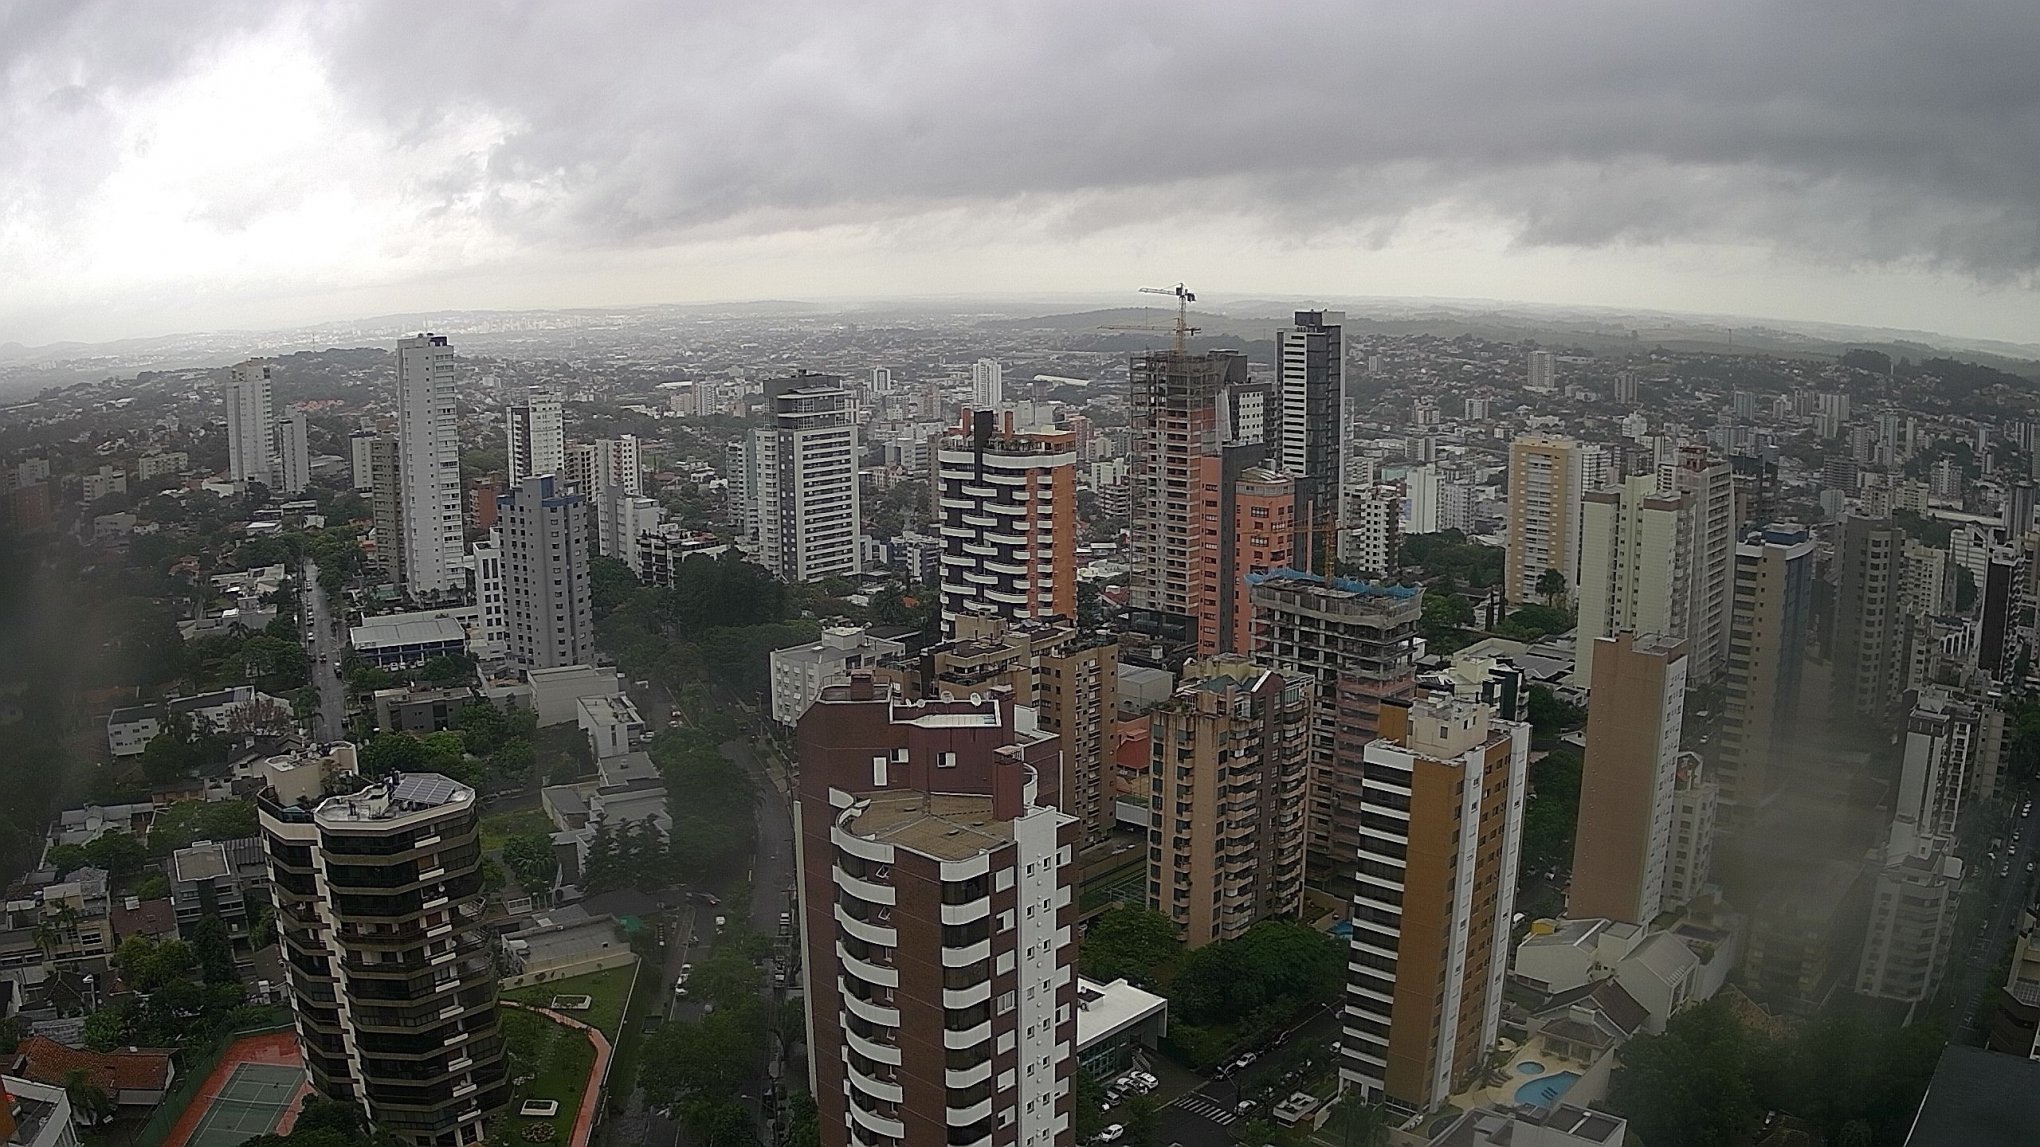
[6, 1, 2040, 347]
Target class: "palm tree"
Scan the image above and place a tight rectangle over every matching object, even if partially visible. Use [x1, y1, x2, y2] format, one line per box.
[63, 1069, 117, 1127]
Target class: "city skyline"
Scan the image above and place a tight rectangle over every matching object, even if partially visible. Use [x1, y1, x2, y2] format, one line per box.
[9, 3, 2040, 347]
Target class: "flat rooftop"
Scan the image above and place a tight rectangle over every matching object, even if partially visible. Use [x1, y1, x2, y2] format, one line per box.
[170, 842, 229, 883]
[844, 791, 1011, 862]
[317, 772, 474, 825]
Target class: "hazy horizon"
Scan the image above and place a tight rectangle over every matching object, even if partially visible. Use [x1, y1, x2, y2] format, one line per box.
[9, 2, 2040, 348]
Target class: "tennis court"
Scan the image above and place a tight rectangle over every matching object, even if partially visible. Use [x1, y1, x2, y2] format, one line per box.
[181, 1062, 304, 1147]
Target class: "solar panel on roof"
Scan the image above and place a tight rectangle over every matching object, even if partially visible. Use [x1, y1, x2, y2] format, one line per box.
[391, 772, 461, 808]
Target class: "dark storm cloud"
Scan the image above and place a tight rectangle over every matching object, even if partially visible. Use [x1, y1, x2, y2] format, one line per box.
[11, 0, 2040, 278]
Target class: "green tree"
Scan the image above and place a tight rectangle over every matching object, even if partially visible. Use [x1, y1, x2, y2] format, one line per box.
[82, 832, 147, 879]
[1121, 1093, 1161, 1147]
[1535, 566, 1569, 607]
[359, 732, 427, 777]
[191, 916, 237, 984]
[1608, 998, 1762, 1147]
[1077, 902, 1191, 983]
[1519, 748, 1584, 876]
[501, 829, 558, 891]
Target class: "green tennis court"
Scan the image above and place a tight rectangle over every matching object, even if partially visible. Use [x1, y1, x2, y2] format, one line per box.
[183, 1062, 303, 1147]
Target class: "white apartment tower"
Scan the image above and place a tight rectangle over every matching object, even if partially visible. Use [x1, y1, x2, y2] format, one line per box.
[972, 358, 1005, 410]
[465, 531, 507, 659]
[1667, 448, 1736, 682]
[1341, 485, 1402, 576]
[1527, 349, 1557, 393]
[394, 334, 464, 595]
[505, 390, 565, 482]
[222, 360, 277, 486]
[751, 374, 862, 582]
[276, 409, 311, 496]
[501, 474, 595, 669]
[349, 429, 377, 493]
[1574, 476, 1692, 685]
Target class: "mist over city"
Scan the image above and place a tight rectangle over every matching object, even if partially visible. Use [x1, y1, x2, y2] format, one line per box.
[0, 5, 2037, 1147]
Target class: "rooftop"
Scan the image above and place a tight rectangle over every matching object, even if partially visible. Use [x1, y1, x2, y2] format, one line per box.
[350, 613, 468, 649]
[169, 842, 229, 883]
[13, 1036, 173, 1094]
[316, 772, 473, 825]
[1904, 1045, 2040, 1147]
[844, 791, 1012, 862]
[1074, 976, 1169, 1052]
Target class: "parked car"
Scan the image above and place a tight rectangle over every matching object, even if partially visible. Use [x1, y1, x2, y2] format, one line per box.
[1096, 1125, 1124, 1143]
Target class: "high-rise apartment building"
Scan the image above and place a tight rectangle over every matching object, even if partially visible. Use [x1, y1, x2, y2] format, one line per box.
[1247, 571, 1423, 888]
[1526, 350, 1556, 393]
[368, 437, 405, 583]
[1665, 754, 1718, 909]
[466, 531, 507, 659]
[1277, 310, 1347, 532]
[1668, 448, 1736, 682]
[876, 615, 1120, 845]
[222, 360, 277, 486]
[505, 390, 565, 482]
[1574, 476, 1691, 685]
[1833, 517, 1906, 724]
[972, 358, 1004, 410]
[394, 334, 464, 595]
[501, 474, 594, 670]
[276, 409, 311, 496]
[1614, 371, 1639, 405]
[1146, 658, 1310, 947]
[752, 375, 862, 582]
[1340, 697, 1527, 1110]
[1404, 466, 1440, 535]
[935, 412, 1076, 634]
[1341, 486, 1401, 577]
[259, 760, 507, 1144]
[794, 677, 1076, 1147]
[1204, 463, 1295, 655]
[590, 435, 642, 496]
[1570, 634, 1689, 925]
[349, 429, 377, 494]
[1505, 435, 1584, 604]
[1128, 351, 1233, 617]
[1716, 525, 1814, 821]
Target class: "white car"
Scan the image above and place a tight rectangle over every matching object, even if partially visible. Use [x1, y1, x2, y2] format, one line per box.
[1130, 1071, 1158, 1089]
[1096, 1126, 1124, 1144]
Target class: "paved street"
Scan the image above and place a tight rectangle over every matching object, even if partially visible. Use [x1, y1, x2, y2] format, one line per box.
[301, 558, 348, 741]
[1954, 780, 2040, 1043]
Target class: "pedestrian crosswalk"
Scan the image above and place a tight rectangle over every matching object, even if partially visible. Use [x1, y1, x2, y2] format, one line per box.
[1169, 1094, 1237, 1126]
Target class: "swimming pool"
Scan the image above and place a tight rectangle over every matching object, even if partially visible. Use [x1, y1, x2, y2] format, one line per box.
[1513, 1070, 1580, 1110]
[1515, 1061, 1546, 1076]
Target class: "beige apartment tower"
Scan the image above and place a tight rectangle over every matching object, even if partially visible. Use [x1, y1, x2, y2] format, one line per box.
[1570, 634, 1689, 925]
[1147, 658, 1310, 947]
[1340, 697, 1528, 1110]
[1505, 435, 1584, 605]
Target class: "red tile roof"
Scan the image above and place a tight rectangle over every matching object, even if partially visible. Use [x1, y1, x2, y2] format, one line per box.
[15, 1036, 172, 1095]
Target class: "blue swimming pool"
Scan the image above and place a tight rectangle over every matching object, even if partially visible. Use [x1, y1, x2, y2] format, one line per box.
[1513, 1070, 1580, 1110]
[1330, 919, 1354, 939]
[1516, 1061, 1547, 1075]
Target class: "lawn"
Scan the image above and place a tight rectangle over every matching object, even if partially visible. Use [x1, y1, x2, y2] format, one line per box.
[501, 1007, 595, 1143]
[481, 808, 558, 852]
[504, 962, 638, 1039]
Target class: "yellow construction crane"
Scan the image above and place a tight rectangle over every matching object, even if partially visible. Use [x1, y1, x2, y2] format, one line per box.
[1100, 282, 1200, 355]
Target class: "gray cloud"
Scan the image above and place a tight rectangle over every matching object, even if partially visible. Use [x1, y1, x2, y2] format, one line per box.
[8, 0, 2040, 305]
